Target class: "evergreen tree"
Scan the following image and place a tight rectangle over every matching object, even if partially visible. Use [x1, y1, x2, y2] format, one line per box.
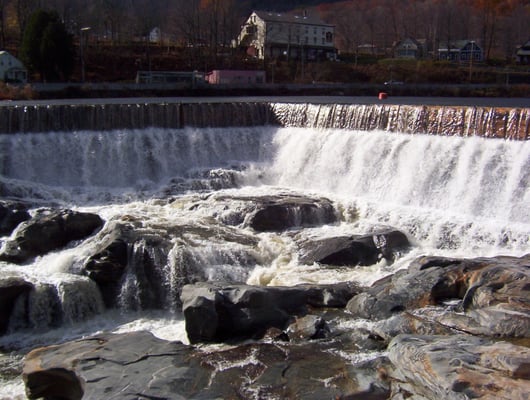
[20, 10, 74, 82]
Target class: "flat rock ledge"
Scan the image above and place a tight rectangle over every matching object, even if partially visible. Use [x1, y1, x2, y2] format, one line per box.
[347, 254, 530, 338]
[23, 330, 391, 400]
[388, 334, 530, 400]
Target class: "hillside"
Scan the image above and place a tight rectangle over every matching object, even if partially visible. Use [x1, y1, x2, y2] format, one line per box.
[246, 0, 342, 12]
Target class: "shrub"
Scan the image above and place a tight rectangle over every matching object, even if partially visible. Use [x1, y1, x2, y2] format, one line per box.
[0, 83, 37, 100]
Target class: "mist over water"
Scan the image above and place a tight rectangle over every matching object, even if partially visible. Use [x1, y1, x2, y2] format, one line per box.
[0, 124, 529, 398]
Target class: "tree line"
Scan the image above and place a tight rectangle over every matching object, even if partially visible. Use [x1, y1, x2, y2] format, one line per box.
[1, 0, 528, 81]
[322, 0, 528, 61]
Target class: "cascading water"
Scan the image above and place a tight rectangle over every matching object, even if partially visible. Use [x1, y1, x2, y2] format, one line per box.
[0, 105, 529, 399]
[250, 127, 529, 256]
[0, 127, 273, 198]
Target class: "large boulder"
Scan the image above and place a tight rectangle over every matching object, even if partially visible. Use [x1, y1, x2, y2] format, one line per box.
[0, 277, 33, 335]
[246, 196, 337, 232]
[388, 334, 530, 400]
[23, 330, 390, 400]
[183, 192, 338, 231]
[298, 229, 410, 266]
[181, 281, 361, 343]
[0, 209, 104, 263]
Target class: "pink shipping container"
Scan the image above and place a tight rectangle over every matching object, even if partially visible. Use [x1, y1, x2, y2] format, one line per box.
[206, 70, 266, 85]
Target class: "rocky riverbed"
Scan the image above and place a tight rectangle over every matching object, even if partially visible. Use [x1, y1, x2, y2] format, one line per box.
[1, 195, 528, 400]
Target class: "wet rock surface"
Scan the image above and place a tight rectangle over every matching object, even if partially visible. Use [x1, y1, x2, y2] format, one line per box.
[0, 277, 33, 334]
[297, 229, 410, 266]
[189, 192, 338, 231]
[181, 281, 361, 343]
[23, 330, 391, 400]
[346, 254, 530, 333]
[82, 216, 261, 309]
[1, 191, 527, 400]
[388, 334, 530, 400]
[18, 253, 530, 400]
[0, 201, 31, 236]
[0, 209, 103, 263]
[246, 196, 337, 232]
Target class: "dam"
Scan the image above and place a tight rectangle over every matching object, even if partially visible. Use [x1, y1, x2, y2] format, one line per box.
[0, 97, 528, 139]
[0, 96, 528, 399]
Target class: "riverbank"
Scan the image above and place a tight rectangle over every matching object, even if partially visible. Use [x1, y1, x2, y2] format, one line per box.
[2, 81, 529, 101]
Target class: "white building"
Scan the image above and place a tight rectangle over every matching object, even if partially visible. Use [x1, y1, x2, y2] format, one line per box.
[149, 27, 161, 43]
[0, 51, 27, 83]
[238, 10, 337, 61]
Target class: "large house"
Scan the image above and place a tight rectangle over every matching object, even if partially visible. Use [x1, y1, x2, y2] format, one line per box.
[438, 40, 483, 63]
[238, 10, 337, 61]
[0, 51, 27, 83]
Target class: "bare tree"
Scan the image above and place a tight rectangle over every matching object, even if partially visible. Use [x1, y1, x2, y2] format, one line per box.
[0, 0, 7, 47]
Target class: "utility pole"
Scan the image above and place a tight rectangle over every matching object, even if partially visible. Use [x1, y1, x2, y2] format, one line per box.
[469, 41, 474, 82]
[80, 27, 91, 83]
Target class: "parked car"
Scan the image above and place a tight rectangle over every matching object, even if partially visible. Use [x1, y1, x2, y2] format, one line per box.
[384, 80, 404, 85]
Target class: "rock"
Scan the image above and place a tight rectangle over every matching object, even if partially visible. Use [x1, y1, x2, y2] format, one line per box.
[0, 202, 31, 236]
[286, 315, 330, 340]
[347, 254, 530, 339]
[185, 192, 338, 231]
[23, 330, 391, 400]
[82, 218, 261, 309]
[388, 334, 530, 400]
[435, 260, 530, 338]
[181, 281, 361, 343]
[23, 331, 204, 400]
[371, 311, 460, 343]
[0, 209, 104, 263]
[84, 222, 131, 308]
[243, 194, 337, 232]
[298, 229, 410, 266]
[0, 277, 33, 335]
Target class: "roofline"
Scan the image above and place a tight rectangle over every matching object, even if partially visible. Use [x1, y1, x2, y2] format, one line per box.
[251, 10, 334, 28]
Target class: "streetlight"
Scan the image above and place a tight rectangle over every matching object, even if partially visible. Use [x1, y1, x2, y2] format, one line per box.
[80, 27, 91, 83]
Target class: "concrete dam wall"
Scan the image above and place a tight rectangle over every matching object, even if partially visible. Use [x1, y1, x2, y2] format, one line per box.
[0, 101, 528, 139]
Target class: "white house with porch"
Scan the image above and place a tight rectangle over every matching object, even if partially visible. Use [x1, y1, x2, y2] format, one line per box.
[0, 51, 27, 83]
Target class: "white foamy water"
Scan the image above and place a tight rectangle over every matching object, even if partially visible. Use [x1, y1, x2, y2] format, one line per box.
[0, 125, 528, 399]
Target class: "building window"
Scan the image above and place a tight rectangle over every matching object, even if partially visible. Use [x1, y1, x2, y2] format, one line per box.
[326, 32, 333, 43]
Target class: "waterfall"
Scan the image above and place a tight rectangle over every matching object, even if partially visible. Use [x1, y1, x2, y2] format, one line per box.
[260, 128, 529, 223]
[0, 101, 528, 139]
[0, 127, 274, 202]
[7, 274, 104, 332]
[1, 100, 528, 400]
[251, 127, 529, 255]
